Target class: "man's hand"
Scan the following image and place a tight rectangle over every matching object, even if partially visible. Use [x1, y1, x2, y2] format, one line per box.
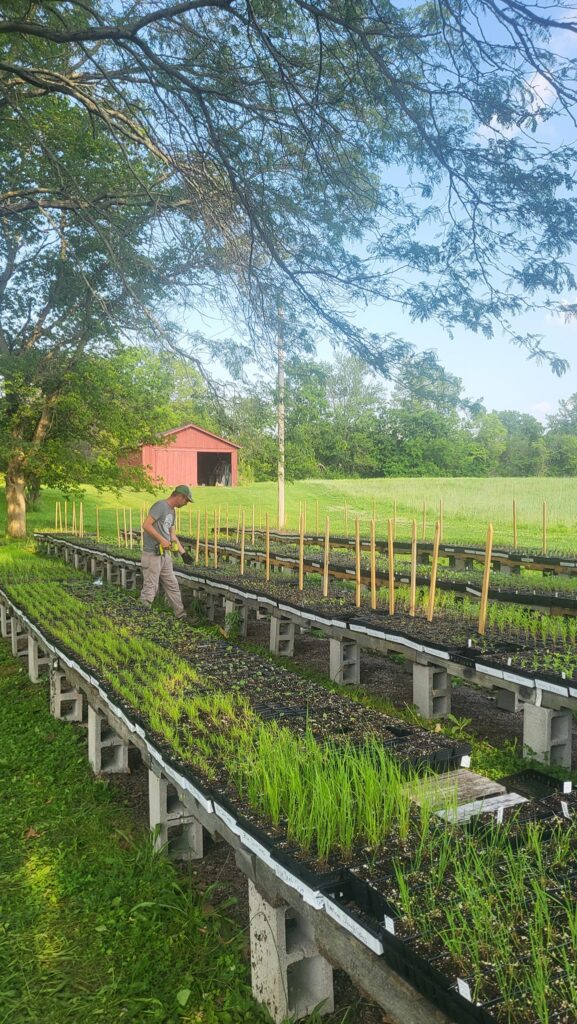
[159, 538, 171, 550]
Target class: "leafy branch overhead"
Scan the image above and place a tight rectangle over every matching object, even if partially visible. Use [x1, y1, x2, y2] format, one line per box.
[1, 0, 576, 364]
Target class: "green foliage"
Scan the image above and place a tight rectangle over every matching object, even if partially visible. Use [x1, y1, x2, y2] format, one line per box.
[0, 644, 269, 1023]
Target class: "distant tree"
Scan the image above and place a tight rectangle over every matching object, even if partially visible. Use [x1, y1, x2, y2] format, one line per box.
[493, 411, 546, 476]
[545, 395, 577, 475]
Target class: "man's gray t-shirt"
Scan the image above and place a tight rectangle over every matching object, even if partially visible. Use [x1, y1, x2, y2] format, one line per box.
[143, 499, 175, 553]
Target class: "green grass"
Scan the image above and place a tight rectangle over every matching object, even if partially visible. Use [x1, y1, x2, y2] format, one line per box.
[0, 641, 271, 1024]
[11, 477, 577, 551]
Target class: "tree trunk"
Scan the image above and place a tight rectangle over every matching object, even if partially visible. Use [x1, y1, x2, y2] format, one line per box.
[6, 460, 27, 537]
[277, 310, 285, 530]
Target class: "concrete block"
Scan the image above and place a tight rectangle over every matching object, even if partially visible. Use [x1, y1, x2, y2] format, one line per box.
[523, 704, 572, 768]
[148, 770, 203, 860]
[270, 616, 295, 657]
[224, 598, 248, 638]
[0, 603, 9, 638]
[494, 687, 520, 713]
[27, 635, 50, 682]
[413, 663, 451, 718]
[50, 668, 83, 722]
[329, 639, 360, 685]
[249, 880, 333, 1022]
[10, 619, 28, 659]
[493, 561, 520, 575]
[87, 706, 129, 773]
[448, 556, 473, 572]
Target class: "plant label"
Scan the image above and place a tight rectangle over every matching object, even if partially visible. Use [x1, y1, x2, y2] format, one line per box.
[457, 978, 472, 1001]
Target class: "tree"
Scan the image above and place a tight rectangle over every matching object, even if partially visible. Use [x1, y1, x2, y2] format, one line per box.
[2, 0, 577, 365]
[0, 347, 178, 533]
[493, 411, 546, 476]
[2, 1, 577, 531]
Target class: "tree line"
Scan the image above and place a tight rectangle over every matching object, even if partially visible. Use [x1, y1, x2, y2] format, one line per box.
[171, 355, 577, 481]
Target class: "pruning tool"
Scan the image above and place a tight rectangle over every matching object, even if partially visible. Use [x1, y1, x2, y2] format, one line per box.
[158, 540, 193, 564]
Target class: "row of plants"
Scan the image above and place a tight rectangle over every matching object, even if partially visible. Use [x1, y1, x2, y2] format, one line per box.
[244, 539, 577, 596]
[38, 532, 577, 684]
[13, 544, 577, 1022]
[18, 544, 577, 1015]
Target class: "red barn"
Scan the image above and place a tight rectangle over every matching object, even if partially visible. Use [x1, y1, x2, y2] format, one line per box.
[127, 424, 239, 487]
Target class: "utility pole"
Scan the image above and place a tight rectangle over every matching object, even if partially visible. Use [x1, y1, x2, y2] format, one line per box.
[277, 304, 285, 530]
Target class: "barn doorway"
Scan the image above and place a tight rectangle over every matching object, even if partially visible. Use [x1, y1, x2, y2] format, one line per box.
[197, 452, 232, 486]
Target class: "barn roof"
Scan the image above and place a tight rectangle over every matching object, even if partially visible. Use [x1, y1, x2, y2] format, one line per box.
[162, 423, 241, 449]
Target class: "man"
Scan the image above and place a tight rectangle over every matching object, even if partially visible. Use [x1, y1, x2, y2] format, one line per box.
[140, 484, 193, 618]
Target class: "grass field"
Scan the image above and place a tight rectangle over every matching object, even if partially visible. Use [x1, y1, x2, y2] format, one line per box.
[10, 477, 577, 551]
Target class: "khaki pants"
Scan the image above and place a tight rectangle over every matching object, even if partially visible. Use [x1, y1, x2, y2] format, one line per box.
[140, 551, 185, 618]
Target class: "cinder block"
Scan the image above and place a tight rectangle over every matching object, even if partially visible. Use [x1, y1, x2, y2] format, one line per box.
[494, 687, 520, 713]
[413, 663, 451, 718]
[448, 556, 473, 572]
[249, 880, 333, 1022]
[87, 706, 129, 773]
[329, 639, 360, 685]
[10, 619, 28, 659]
[523, 704, 572, 767]
[224, 598, 248, 638]
[0, 603, 9, 638]
[50, 668, 83, 721]
[148, 770, 203, 860]
[27, 635, 50, 683]
[270, 616, 295, 657]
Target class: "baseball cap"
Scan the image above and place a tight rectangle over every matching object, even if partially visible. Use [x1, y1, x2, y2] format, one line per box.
[172, 484, 194, 502]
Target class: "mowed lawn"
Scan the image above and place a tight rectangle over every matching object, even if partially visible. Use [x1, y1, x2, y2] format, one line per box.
[3, 477, 577, 550]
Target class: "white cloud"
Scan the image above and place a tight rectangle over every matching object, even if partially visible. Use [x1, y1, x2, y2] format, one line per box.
[530, 400, 555, 422]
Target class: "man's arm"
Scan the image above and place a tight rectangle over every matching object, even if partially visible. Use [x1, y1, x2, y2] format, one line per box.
[143, 514, 171, 549]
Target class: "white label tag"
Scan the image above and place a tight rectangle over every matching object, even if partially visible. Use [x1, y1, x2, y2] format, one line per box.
[561, 801, 571, 819]
[460, 755, 471, 768]
[457, 979, 472, 1001]
[384, 915, 395, 935]
[563, 781, 572, 794]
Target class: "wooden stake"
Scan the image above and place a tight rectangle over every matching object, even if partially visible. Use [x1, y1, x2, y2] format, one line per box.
[96, 506, 100, 543]
[315, 499, 319, 535]
[265, 512, 270, 582]
[303, 499, 307, 535]
[426, 521, 441, 622]
[240, 510, 246, 575]
[370, 518, 377, 610]
[409, 519, 417, 617]
[513, 499, 518, 549]
[64, 500, 68, 532]
[128, 507, 133, 548]
[204, 509, 209, 567]
[214, 509, 219, 568]
[195, 510, 201, 564]
[543, 500, 547, 555]
[387, 518, 395, 615]
[123, 507, 128, 546]
[355, 518, 361, 607]
[72, 502, 77, 535]
[298, 511, 305, 591]
[344, 501, 348, 536]
[323, 517, 330, 598]
[115, 509, 121, 546]
[251, 503, 255, 545]
[422, 500, 426, 541]
[236, 507, 241, 543]
[54, 502, 58, 530]
[478, 523, 494, 635]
